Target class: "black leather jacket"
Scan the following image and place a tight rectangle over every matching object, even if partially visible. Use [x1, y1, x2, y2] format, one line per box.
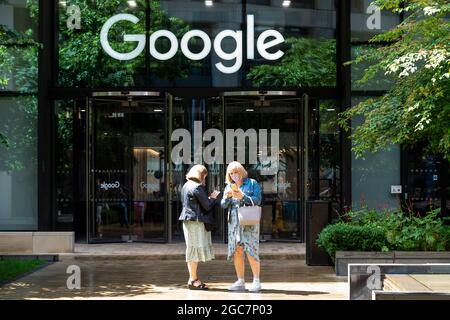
[178, 179, 220, 224]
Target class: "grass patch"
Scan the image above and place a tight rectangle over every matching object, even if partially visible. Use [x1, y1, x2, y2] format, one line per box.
[0, 259, 48, 283]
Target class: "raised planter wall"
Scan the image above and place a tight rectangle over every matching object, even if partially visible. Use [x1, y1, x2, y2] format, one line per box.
[348, 263, 450, 300]
[336, 251, 450, 276]
[0, 232, 74, 254]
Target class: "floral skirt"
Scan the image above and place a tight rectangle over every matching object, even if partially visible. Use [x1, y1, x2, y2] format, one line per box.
[183, 220, 215, 262]
[227, 209, 260, 262]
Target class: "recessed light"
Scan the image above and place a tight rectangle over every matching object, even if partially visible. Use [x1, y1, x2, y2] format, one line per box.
[205, 0, 213, 7]
[282, 0, 291, 7]
[127, 0, 137, 8]
[246, 109, 255, 112]
[154, 109, 163, 112]
[326, 108, 336, 112]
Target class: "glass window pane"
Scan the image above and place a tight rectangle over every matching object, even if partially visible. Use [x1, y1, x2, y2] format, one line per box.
[319, 101, 340, 203]
[351, 97, 401, 210]
[351, 0, 401, 42]
[405, 150, 442, 215]
[57, 0, 147, 87]
[351, 44, 396, 91]
[151, 0, 243, 87]
[0, 96, 38, 230]
[56, 0, 337, 88]
[0, 0, 38, 93]
[246, 1, 336, 87]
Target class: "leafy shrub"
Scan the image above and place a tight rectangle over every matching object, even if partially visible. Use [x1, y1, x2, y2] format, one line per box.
[317, 223, 388, 263]
[317, 207, 450, 262]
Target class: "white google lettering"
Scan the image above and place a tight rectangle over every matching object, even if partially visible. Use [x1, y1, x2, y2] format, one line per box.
[100, 14, 285, 74]
[100, 181, 121, 191]
[140, 182, 159, 191]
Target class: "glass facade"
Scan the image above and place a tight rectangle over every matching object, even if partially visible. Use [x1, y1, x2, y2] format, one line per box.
[56, 0, 337, 88]
[0, 1, 38, 230]
[1, 0, 448, 242]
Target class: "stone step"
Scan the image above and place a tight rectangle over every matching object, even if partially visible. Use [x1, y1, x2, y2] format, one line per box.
[60, 252, 305, 261]
[0, 254, 59, 261]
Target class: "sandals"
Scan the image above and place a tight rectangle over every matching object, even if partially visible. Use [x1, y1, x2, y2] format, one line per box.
[188, 279, 209, 290]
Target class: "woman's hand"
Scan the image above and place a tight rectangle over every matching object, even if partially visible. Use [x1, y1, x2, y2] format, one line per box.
[232, 189, 244, 200]
[226, 190, 233, 198]
[209, 190, 220, 199]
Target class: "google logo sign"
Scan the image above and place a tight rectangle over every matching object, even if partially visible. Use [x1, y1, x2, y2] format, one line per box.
[100, 14, 285, 74]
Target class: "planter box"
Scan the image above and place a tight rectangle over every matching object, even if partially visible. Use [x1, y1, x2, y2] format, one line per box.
[336, 251, 450, 276]
[348, 263, 450, 300]
[0, 232, 74, 254]
[335, 251, 395, 276]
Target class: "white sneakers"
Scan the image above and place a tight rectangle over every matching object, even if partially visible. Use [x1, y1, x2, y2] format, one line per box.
[228, 279, 261, 292]
[228, 279, 246, 291]
[248, 280, 262, 293]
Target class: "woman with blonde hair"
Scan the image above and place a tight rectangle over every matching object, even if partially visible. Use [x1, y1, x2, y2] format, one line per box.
[221, 161, 262, 292]
[179, 164, 220, 290]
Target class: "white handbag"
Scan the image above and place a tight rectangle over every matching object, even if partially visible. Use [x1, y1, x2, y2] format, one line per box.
[237, 197, 261, 226]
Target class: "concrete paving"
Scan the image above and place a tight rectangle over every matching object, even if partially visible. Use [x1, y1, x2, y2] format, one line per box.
[0, 258, 347, 300]
[0, 242, 347, 300]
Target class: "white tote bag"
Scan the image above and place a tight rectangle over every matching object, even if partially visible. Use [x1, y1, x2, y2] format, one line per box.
[237, 197, 261, 226]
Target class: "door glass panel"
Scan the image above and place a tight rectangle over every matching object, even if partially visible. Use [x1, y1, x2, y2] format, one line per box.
[88, 95, 166, 242]
[169, 97, 225, 241]
[224, 95, 302, 241]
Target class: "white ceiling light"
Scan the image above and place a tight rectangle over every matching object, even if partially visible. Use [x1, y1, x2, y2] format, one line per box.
[282, 0, 291, 7]
[205, 0, 213, 7]
[127, 0, 137, 8]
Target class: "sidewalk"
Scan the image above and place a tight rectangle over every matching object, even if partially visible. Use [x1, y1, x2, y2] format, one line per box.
[0, 258, 346, 300]
[0, 242, 348, 300]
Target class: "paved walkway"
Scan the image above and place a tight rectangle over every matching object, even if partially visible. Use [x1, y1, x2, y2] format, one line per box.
[0, 258, 347, 300]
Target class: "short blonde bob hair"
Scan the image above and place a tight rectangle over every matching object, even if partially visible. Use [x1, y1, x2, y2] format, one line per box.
[225, 161, 248, 184]
[186, 164, 208, 182]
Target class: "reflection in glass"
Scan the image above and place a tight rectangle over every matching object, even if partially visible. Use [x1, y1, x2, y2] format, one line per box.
[0, 0, 38, 92]
[246, 1, 336, 87]
[55, 0, 339, 88]
[0, 96, 37, 230]
[351, 97, 401, 211]
[351, 0, 401, 42]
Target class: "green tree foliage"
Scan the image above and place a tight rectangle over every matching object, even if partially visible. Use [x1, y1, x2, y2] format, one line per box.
[340, 0, 450, 159]
[247, 37, 336, 87]
[57, 0, 197, 87]
[0, 0, 38, 154]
